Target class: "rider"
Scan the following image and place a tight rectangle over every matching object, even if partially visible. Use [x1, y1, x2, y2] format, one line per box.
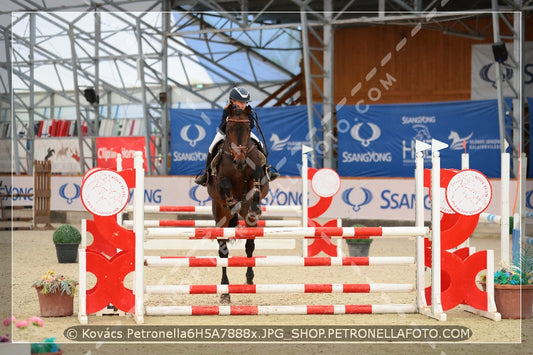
[194, 86, 280, 186]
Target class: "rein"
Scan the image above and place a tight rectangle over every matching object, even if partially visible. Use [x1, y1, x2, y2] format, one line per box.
[251, 110, 269, 158]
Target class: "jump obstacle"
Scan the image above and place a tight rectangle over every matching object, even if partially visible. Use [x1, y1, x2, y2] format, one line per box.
[78, 141, 500, 324]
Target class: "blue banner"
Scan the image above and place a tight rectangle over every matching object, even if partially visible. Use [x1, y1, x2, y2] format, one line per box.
[337, 99, 503, 177]
[170, 105, 322, 176]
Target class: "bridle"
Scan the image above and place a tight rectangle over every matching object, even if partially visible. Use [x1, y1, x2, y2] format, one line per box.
[224, 117, 255, 161]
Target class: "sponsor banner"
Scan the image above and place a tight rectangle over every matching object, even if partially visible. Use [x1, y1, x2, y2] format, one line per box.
[3, 175, 207, 211]
[34, 138, 85, 174]
[96, 136, 152, 171]
[471, 42, 533, 100]
[5, 175, 85, 210]
[2, 175, 530, 222]
[169, 105, 322, 176]
[337, 100, 503, 178]
[169, 108, 212, 176]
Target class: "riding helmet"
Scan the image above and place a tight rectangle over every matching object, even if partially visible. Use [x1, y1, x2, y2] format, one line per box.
[229, 87, 251, 103]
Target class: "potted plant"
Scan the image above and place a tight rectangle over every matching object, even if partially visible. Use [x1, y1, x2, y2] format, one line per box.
[53, 224, 81, 263]
[345, 224, 373, 257]
[32, 270, 78, 317]
[485, 245, 533, 319]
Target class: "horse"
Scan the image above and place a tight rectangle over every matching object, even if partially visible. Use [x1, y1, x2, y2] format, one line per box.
[206, 105, 269, 303]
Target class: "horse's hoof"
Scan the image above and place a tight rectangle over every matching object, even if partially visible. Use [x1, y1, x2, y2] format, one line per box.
[220, 293, 231, 304]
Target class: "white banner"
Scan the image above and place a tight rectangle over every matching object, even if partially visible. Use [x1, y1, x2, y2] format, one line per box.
[471, 42, 533, 100]
[2, 175, 531, 222]
[34, 138, 89, 175]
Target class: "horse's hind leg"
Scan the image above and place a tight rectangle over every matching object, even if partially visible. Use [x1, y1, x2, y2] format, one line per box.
[218, 239, 231, 304]
[245, 238, 255, 285]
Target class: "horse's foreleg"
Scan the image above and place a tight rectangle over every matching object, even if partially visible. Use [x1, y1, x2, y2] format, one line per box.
[219, 177, 239, 211]
[218, 239, 231, 303]
[245, 238, 255, 285]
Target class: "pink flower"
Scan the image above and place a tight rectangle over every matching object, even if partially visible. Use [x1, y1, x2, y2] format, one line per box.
[15, 320, 29, 329]
[28, 316, 43, 327]
[2, 316, 15, 326]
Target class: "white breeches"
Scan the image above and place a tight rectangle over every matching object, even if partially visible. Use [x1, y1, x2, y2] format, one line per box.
[208, 131, 262, 154]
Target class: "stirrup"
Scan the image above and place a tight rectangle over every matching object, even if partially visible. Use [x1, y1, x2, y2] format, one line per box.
[266, 165, 280, 182]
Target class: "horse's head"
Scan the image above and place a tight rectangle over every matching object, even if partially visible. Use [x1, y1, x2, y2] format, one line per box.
[225, 106, 252, 170]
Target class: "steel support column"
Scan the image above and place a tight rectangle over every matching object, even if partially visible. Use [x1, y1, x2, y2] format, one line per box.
[69, 24, 91, 175]
[160, 0, 171, 174]
[322, 0, 335, 169]
[299, 9, 319, 167]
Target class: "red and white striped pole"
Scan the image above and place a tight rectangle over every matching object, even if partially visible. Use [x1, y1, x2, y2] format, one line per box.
[145, 283, 415, 295]
[123, 219, 301, 227]
[144, 226, 428, 239]
[125, 204, 302, 215]
[146, 304, 417, 316]
[144, 255, 415, 267]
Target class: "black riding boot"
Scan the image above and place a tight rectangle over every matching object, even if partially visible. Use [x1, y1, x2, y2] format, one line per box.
[194, 152, 213, 186]
[255, 142, 279, 182]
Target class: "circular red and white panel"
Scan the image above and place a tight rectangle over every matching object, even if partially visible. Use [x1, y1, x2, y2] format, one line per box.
[81, 169, 130, 216]
[445, 170, 492, 216]
[82, 167, 104, 184]
[311, 168, 341, 198]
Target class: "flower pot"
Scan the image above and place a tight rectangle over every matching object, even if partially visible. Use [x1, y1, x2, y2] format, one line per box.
[494, 284, 533, 319]
[35, 286, 74, 317]
[54, 243, 79, 263]
[346, 240, 373, 257]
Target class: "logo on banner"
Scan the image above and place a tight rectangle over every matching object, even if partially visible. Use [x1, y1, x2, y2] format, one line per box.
[342, 121, 391, 164]
[180, 124, 206, 147]
[189, 185, 211, 206]
[341, 187, 373, 212]
[527, 190, 533, 209]
[269, 134, 307, 155]
[412, 124, 432, 141]
[270, 134, 291, 151]
[448, 130, 473, 150]
[350, 122, 381, 147]
[479, 63, 514, 89]
[59, 183, 81, 204]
